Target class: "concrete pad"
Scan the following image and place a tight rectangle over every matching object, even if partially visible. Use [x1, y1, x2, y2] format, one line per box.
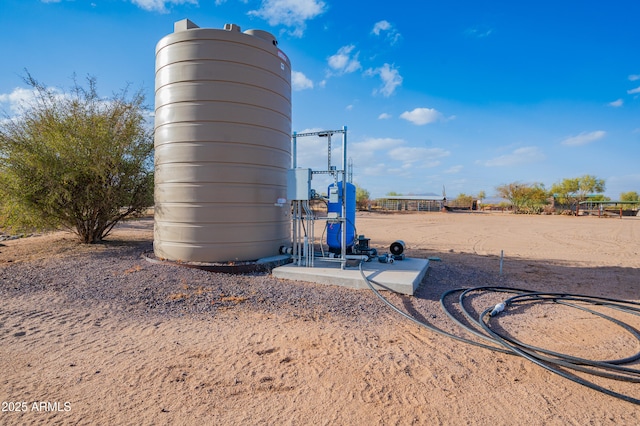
[271, 257, 429, 295]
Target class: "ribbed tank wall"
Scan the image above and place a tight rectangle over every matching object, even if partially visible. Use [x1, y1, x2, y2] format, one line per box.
[154, 20, 292, 263]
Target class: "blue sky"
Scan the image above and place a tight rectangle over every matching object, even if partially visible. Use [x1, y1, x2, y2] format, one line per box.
[1, 0, 639, 199]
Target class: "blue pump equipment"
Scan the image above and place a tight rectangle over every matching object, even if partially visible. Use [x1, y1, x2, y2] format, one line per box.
[326, 181, 356, 253]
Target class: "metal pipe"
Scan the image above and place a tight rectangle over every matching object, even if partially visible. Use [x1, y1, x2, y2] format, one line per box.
[327, 132, 332, 171]
[345, 255, 368, 261]
[341, 126, 348, 270]
[292, 131, 297, 168]
[303, 200, 314, 267]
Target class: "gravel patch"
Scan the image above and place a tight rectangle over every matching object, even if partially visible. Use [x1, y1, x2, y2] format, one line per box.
[0, 235, 510, 330]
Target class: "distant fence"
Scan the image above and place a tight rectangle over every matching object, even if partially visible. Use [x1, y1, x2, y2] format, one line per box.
[374, 199, 444, 212]
[577, 201, 640, 218]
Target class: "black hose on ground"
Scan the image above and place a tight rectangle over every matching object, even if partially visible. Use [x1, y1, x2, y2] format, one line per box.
[358, 262, 640, 405]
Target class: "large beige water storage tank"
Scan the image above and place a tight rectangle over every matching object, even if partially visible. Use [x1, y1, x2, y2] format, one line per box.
[154, 19, 292, 263]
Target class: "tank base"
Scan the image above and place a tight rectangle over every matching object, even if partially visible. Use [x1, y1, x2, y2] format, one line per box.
[143, 251, 291, 274]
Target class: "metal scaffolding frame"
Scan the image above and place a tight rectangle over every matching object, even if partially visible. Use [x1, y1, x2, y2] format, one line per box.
[291, 126, 349, 269]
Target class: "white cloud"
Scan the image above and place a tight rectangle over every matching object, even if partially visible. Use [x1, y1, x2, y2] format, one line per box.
[248, 0, 326, 37]
[465, 26, 494, 38]
[0, 87, 40, 114]
[0, 85, 122, 123]
[483, 146, 544, 167]
[352, 137, 403, 152]
[627, 86, 640, 95]
[629, 74, 640, 81]
[399, 107, 443, 125]
[350, 137, 404, 166]
[388, 146, 450, 168]
[445, 165, 463, 174]
[327, 45, 361, 75]
[41, 0, 62, 3]
[0, 86, 72, 116]
[371, 20, 401, 45]
[291, 71, 313, 91]
[378, 112, 391, 120]
[293, 130, 330, 169]
[296, 127, 325, 134]
[372, 21, 391, 35]
[609, 99, 623, 107]
[561, 130, 606, 146]
[361, 163, 390, 177]
[130, 0, 197, 13]
[366, 63, 402, 97]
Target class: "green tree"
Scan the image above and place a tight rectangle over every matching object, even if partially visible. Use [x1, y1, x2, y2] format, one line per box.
[0, 73, 154, 243]
[588, 194, 611, 202]
[620, 191, 639, 202]
[551, 175, 606, 209]
[496, 182, 549, 214]
[455, 193, 474, 208]
[477, 190, 486, 203]
[355, 184, 370, 210]
[385, 191, 402, 196]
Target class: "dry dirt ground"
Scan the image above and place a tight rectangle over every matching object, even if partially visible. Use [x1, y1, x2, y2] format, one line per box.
[0, 212, 638, 425]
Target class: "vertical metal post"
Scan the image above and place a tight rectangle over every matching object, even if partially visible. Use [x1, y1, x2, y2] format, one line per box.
[291, 133, 298, 264]
[292, 131, 297, 168]
[292, 200, 297, 263]
[293, 200, 300, 265]
[307, 200, 314, 267]
[340, 126, 348, 269]
[327, 133, 332, 171]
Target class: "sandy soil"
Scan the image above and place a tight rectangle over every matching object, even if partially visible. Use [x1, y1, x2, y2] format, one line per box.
[0, 212, 638, 425]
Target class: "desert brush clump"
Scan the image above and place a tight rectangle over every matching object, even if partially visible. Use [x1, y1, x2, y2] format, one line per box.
[0, 72, 153, 243]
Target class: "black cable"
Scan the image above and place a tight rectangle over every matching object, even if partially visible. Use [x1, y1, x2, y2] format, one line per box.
[453, 288, 640, 383]
[479, 306, 640, 405]
[359, 264, 512, 353]
[482, 293, 640, 366]
[358, 261, 640, 405]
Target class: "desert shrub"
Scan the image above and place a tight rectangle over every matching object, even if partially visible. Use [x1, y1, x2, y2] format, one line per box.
[0, 73, 154, 243]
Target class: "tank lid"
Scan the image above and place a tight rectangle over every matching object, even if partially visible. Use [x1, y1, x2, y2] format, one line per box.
[244, 29, 278, 46]
[224, 23, 241, 32]
[174, 19, 199, 32]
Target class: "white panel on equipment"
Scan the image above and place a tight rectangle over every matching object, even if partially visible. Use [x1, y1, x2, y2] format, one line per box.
[287, 168, 311, 200]
[329, 186, 339, 203]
